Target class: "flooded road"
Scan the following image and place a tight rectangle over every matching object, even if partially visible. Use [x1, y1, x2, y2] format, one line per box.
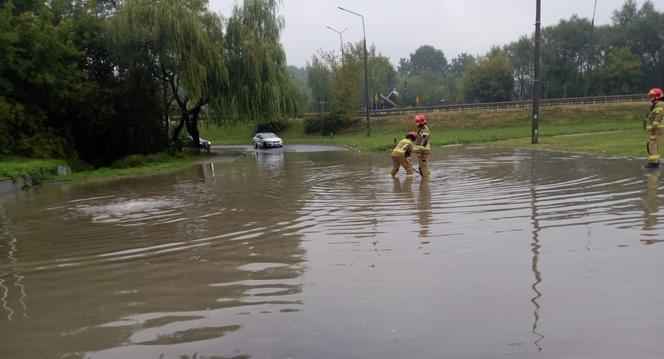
[1, 146, 663, 359]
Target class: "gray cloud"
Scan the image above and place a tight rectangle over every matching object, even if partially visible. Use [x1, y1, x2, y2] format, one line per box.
[209, 0, 649, 67]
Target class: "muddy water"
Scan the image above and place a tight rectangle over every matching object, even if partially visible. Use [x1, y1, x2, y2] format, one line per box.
[1, 146, 663, 359]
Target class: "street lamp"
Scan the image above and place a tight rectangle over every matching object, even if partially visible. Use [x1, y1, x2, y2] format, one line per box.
[338, 6, 371, 137]
[326, 26, 347, 58]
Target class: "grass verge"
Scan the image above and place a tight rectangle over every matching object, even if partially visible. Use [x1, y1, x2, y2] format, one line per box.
[0, 158, 67, 180]
[490, 129, 645, 158]
[1, 152, 211, 182]
[45, 152, 207, 182]
[201, 102, 648, 155]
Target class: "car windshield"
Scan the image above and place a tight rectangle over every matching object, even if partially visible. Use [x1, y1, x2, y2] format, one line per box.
[261, 133, 277, 138]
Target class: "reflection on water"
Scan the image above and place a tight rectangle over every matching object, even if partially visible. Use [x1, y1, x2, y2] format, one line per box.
[417, 180, 432, 251]
[529, 153, 544, 351]
[0, 206, 27, 323]
[254, 147, 285, 170]
[641, 169, 661, 244]
[1, 147, 664, 358]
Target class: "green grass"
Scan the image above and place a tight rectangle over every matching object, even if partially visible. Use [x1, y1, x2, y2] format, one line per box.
[0, 158, 66, 180]
[200, 102, 648, 155]
[42, 152, 207, 182]
[1, 151, 211, 182]
[491, 129, 645, 157]
[199, 121, 258, 144]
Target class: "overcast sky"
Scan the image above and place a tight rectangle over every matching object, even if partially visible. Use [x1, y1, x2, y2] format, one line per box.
[208, 0, 652, 68]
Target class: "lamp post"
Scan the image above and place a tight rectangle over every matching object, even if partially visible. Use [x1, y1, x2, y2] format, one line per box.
[326, 26, 347, 58]
[338, 6, 371, 137]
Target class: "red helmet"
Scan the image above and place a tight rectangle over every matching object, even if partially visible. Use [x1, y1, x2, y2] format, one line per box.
[406, 131, 417, 140]
[414, 114, 427, 126]
[649, 88, 663, 101]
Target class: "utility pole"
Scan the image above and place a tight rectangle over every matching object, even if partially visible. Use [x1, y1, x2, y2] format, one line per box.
[583, 0, 598, 97]
[531, 0, 541, 144]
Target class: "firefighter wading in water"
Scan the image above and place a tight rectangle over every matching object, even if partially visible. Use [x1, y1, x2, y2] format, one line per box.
[390, 131, 417, 177]
[645, 88, 664, 168]
[414, 114, 431, 178]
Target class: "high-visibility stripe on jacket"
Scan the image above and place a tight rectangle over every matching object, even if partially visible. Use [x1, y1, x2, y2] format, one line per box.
[646, 101, 664, 130]
[415, 125, 431, 152]
[391, 138, 414, 157]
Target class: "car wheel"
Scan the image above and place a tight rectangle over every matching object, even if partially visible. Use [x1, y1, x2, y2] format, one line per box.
[254, 143, 258, 149]
[262, 142, 268, 149]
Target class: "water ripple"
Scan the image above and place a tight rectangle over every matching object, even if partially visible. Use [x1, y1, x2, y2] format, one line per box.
[1, 147, 663, 359]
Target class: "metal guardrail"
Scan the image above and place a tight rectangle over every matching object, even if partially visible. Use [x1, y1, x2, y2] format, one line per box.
[352, 93, 648, 117]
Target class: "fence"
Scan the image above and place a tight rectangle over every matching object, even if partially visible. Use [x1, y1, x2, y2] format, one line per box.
[352, 93, 648, 117]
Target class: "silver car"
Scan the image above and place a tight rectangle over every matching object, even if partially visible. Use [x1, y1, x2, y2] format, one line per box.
[253, 132, 283, 148]
[188, 136, 212, 152]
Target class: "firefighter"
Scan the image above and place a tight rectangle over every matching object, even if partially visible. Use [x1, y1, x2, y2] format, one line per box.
[645, 88, 664, 168]
[390, 131, 416, 177]
[413, 114, 431, 178]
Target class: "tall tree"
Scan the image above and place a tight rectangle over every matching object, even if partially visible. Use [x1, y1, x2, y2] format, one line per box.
[505, 36, 534, 101]
[600, 47, 644, 95]
[287, 65, 310, 112]
[398, 74, 446, 107]
[0, 0, 167, 164]
[367, 45, 397, 106]
[306, 56, 332, 112]
[317, 45, 362, 117]
[288, 65, 307, 84]
[397, 45, 449, 106]
[0, 0, 91, 158]
[398, 45, 448, 79]
[112, 0, 227, 147]
[224, 0, 298, 122]
[461, 49, 514, 103]
[541, 16, 593, 98]
[445, 53, 475, 103]
[612, 0, 639, 26]
[609, 0, 664, 88]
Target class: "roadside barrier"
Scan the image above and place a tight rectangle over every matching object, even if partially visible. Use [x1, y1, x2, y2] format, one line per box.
[322, 94, 648, 118]
[366, 94, 648, 117]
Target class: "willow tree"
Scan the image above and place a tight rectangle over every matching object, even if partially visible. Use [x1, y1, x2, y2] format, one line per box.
[111, 0, 226, 147]
[223, 0, 297, 121]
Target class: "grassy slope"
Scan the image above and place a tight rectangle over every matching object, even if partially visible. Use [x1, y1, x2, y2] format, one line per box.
[202, 101, 647, 153]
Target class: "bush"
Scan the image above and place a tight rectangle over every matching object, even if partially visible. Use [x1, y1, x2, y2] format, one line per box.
[256, 118, 289, 134]
[67, 156, 93, 172]
[22, 131, 72, 159]
[110, 153, 173, 169]
[111, 155, 146, 169]
[304, 111, 356, 135]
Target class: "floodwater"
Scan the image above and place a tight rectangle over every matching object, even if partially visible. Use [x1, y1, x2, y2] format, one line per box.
[1, 145, 663, 359]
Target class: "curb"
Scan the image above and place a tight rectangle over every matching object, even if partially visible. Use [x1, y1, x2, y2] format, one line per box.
[0, 176, 33, 196]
